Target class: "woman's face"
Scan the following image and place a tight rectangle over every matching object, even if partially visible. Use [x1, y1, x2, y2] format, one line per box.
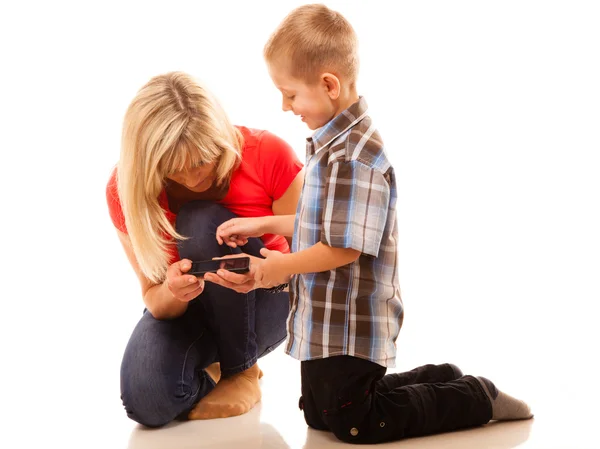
[166, 162, 217, 193]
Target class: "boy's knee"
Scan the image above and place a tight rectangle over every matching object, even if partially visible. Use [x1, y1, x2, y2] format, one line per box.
[324, 403, 398, 444]
[329, 424, 364, 444]
[328, 421, 391, 445]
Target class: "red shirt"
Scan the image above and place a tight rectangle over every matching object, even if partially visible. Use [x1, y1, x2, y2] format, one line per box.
[106, 126, 303, 263]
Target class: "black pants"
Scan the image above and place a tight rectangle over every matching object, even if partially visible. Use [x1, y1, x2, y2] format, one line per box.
[300, 356, 492, 444]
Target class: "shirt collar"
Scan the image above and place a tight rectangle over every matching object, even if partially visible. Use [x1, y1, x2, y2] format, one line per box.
[306, 96, 369, 156]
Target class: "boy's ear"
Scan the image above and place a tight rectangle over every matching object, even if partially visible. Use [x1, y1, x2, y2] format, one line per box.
[321, 73, 341, 100]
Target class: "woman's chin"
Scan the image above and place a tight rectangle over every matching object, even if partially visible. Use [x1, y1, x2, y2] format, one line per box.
[188, 180, 214, 193]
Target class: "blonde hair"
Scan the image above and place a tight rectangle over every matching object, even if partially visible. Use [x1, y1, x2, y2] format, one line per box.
[118, 71, 243, 283]
[264, 4, 359, 85]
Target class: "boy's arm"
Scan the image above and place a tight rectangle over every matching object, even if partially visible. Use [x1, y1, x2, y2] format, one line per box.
[262, 214, 296, 237]
[256, 160, 391, 286]
[215, 169, 303, 246]
[284, 242, 360, 274]
[216, 214, 295, 247]
[257, 243, 361, 286]
[273, 169, 304, 246]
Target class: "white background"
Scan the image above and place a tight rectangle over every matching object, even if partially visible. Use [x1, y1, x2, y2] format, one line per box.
[1, 1, 599, 448]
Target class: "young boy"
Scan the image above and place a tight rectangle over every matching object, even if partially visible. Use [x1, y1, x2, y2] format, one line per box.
[216, 4, 532, 444]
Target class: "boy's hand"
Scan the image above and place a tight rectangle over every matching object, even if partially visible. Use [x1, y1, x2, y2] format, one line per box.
[216, 217, 266, 248]
[254, 248, 291, 287]
[204, 254, 261, 293]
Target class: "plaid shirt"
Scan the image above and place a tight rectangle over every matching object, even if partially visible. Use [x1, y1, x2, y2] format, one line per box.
[286, 97, 404, 368]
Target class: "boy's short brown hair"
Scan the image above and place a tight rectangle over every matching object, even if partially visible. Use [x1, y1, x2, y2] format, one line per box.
[264, 4, 359, 85]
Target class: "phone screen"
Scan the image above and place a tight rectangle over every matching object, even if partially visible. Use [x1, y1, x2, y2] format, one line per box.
[189, 257, 250, 277]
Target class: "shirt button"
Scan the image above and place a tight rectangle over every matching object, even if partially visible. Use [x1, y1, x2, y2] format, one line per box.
[350, 427, 359, 437]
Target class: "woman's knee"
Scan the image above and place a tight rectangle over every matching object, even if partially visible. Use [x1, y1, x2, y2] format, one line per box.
[119, 312, 210, 427]
[176, 201, 235, 236]
[176, 201, 237, 260]
[120, 375, 172, 427]
[120, 347, 204, 428]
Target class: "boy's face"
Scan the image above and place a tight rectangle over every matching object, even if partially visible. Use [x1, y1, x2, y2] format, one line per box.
[268, 64, 338, 130]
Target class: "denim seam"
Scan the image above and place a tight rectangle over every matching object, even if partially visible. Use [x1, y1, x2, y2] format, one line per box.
[259, 334, 287, 358]
[220, 290, 256, 378]
[180, 331, 205, 398]
[245, 292, 250, 361]
[221, 357, 258, 377]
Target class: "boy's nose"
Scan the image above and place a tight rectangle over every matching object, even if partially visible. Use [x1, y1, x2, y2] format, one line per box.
[282, 99, 292, 112]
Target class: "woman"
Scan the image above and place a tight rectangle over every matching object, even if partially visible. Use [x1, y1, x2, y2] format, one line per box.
[106, 72, 303, 427]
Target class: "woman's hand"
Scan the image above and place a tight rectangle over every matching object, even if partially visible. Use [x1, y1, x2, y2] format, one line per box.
[165, 259, 205, 302]
[204, 254, 267, 293]
[216, 217, 267, 248]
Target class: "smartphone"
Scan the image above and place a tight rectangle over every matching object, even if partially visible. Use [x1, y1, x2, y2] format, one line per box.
[188, 256, 250, 277]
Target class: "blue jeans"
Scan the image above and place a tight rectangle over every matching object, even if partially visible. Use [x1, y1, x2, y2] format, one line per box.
[120, 202, 290, 427]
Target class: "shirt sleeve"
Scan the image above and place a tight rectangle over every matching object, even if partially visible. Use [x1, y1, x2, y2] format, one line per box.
[106, 167, 128, 233]
[257, 130, 304, 200]
[320, 161, 390, 257]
